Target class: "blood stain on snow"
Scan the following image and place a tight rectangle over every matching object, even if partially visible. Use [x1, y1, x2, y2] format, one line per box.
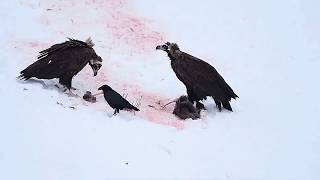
[89, 0, 166, 53]
[25, 0, 177, 128]
[28, 42, 41, 48]
[36, 0, 165, 52]
[107, 13, 165, 53]
[118, 84, 185, 129]
[12, 40, 51, 57]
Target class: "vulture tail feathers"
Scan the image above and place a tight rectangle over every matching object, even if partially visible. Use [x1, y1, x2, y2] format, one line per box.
[222, 101, 233, 111]
[232, 93, 239, 99]
[213, 98, 222, 111]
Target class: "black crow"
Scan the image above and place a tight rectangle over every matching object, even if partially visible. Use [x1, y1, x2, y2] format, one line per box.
[156, 42, 238, 111]
[98, 85, 139, 115]
[18, 38, 103, 90]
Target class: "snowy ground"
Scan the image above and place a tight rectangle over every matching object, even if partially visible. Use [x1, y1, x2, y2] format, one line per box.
[1, 0, 320, 179]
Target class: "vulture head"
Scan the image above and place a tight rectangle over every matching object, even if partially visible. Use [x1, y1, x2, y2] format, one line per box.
[89, 56, 102, 76]
[86, 38, 103, 76]
[156, 42, 180, 54]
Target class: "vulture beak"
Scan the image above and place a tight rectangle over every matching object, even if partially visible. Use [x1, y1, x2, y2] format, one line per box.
[89, 60, 102, 77]
[156, 44, 168, 51]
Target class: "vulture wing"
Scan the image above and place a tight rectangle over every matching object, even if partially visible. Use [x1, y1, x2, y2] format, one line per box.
[19, 39, 94, 80]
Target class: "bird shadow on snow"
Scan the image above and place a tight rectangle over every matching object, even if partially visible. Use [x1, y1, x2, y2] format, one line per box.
[16, 78, 67, 94]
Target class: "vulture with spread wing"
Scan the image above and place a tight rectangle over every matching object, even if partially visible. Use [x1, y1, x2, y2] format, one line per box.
[18, 38, 103, 90]
[156, 42, 238, 111]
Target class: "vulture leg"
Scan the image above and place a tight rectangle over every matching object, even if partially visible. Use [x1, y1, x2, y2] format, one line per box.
[213, 98, 222, 111]
[59, 75, 73, 90]
[196, 101, 206, 110]
[186, 87, 195, 104]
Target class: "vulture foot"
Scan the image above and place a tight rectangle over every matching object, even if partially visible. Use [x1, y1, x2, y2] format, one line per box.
[196, 102, 206, 110]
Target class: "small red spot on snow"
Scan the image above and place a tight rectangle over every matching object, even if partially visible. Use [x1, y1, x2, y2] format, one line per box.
[26, 41, 51, 50]
[13, 40, 50, 52]
[28, 42, 41, 48]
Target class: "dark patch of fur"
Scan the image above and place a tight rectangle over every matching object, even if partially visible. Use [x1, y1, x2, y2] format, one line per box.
[83, 91, 96, 103]
[173, 95, 200, 120]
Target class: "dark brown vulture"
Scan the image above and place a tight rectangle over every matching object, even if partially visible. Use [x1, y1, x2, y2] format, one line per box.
[156, 42, 238, 111]
[18, 38, 103, 90]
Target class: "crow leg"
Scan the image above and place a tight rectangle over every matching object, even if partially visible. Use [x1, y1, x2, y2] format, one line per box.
[113, 109, 120, 115]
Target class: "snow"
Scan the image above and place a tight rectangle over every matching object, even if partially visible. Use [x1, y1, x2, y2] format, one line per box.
[1, 0, 320, 179]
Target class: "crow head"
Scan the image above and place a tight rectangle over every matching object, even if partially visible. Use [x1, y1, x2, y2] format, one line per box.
[89, 55, 102, 76]
[98, 84, 112, 92]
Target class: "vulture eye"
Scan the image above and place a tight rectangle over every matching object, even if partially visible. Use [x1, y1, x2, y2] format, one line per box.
[94, 64, 102, 69]
[162, 45, 168, 50]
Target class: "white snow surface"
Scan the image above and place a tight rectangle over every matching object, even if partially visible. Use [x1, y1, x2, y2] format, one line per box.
[1, 0, 320, 179]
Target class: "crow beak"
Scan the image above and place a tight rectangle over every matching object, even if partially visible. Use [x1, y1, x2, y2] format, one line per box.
[98, 87, 102, 91]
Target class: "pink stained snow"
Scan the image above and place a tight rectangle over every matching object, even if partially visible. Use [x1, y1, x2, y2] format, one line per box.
[15, 0, 185, 128]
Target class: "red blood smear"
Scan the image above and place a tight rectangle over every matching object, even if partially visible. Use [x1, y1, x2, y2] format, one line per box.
[116, 84, 185, 129]
[107, 12, 165, 53]
[37, 0, 165, 52]
[90, 0, 165, 53]
[28, 41, 50, 48]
